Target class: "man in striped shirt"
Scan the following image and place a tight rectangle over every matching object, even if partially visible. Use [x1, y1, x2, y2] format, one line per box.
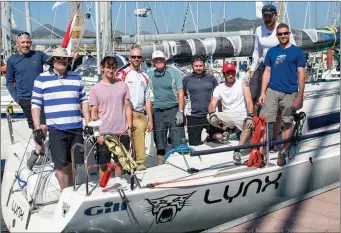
[31, 47, 90, 190]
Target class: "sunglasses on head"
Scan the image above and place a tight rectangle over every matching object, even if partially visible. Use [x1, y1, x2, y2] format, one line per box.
[54, 57, 69, 61]
[131, 55, 142, 59]
[16, 32, 30, 39]
[277, 31, 290, 36]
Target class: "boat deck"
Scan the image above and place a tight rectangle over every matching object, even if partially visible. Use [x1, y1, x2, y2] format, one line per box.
[206, 187, 340, 233]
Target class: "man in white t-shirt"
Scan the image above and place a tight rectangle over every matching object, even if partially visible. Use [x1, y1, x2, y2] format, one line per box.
[207, 63, 254, 164]
[116, 48, 153, 171]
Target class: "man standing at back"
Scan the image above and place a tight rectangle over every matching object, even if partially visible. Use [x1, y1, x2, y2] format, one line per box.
[6, 32, 49, 165]
[116, 48, 153, 171]
[249, 4, 296, 151]
[147, 50, 185, 165]
[259, 23, 306, 167]
[183, 55, 222, 146]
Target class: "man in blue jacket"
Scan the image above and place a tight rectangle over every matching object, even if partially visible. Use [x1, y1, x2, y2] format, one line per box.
[6, 32, 49, 165]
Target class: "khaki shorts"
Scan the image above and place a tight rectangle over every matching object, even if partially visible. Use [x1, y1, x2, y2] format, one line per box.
[207, 111, 246, 131]
[260, 88, 298, 123]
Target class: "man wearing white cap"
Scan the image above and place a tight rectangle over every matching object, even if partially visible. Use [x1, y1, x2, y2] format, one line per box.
[147, 50, 185, 165]
[208, 62, 254, 165]
[31, 47, 90, 190]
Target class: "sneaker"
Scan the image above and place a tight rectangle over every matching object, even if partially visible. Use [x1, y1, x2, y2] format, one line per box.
[233, 151, 242, 165]
[136, 164, 146, 171]
[221, 131, 230, 144]
[277, 151, 287, 167]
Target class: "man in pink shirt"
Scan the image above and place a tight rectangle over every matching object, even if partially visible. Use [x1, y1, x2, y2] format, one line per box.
[89, 56, 133, 179]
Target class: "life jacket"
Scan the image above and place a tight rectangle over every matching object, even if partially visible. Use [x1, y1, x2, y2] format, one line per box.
[245, 116, 267, 168]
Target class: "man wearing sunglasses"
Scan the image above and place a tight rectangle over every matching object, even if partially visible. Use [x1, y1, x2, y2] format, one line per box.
[31, 47, 90, 190]
[147, 50, 185, 165]
[258, 23, 306, 167]
[116, 48, 153, 171]
[6, 31, 49, 163]
[249, 4, 296, 152]
[182, 55, 222, 146]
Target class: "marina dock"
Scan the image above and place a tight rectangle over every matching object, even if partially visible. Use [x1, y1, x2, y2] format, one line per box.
[205, 186, 340, 233]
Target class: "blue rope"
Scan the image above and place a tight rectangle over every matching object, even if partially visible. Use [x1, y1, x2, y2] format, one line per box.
[15, 175, 27, 188]
[162, 144, 194, 165]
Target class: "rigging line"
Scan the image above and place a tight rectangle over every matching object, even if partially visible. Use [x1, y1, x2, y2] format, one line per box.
[188, 2, 197, 33]
[159, 2, 169, 34]
[325, 2, 331, 26]
[217, 2, 224, 29]
[5, 2, 64, 39]
[50, 7, 58, 44]
[114, 1, 123, 40]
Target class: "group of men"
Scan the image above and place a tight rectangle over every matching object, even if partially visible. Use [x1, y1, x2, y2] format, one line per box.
[5, 4, 306, 191]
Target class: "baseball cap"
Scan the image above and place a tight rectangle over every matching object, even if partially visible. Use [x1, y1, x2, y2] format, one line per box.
[152, 50, 166, 59]
[222, 62, 236, 72]
[262, 4, 277, 15]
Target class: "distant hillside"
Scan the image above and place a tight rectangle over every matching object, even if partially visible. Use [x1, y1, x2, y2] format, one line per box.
[197, 17, 263, 33]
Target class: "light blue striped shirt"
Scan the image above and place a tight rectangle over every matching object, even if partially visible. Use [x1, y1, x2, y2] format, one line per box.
[31, 69, 88, 130]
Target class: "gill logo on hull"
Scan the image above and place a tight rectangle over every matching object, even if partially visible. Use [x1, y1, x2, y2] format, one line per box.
[145, 191, 196, 224]
[84, 201, 127, 216]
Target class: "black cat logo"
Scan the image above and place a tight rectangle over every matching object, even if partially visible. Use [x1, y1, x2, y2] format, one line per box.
[145, 191, 196, 224]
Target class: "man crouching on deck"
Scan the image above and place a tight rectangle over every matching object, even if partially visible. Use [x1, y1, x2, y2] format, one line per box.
[31, 47, 90, 190]
[89, 57, 133, 180]
[207, 62, 254, 165]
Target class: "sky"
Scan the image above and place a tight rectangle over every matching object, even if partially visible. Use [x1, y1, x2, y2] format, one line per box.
[7, 1, 341, 36]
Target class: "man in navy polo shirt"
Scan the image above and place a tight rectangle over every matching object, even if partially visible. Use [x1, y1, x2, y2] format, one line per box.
[183, 55, 222, 146]
[6, 32, 49, 161]
[259, 23, 306, 167]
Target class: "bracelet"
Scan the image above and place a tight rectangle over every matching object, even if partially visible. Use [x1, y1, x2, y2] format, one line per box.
[247, 113, 253, 118]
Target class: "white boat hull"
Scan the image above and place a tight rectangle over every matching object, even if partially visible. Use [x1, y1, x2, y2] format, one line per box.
[1, 80, 340, 232]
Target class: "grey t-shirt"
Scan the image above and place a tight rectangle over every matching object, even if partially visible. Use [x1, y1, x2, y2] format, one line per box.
[183, 73, 218, 117]
[147, 67, 182, 109]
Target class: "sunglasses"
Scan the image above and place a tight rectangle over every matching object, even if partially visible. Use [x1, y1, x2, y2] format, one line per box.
[16, 32, 31, 39]
[277, 32, 290, 36]
[131, 55, 142, 59]
[54, 57, 69, 61]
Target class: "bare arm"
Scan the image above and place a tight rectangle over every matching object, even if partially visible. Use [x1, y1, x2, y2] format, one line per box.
[177, 88, 185, 111]
[242, 80, 254, 114]
[81, 102, 90, 125]
[125, 99, 133, 129]
[90, 105, 99, 121]
[260, 66, 271, 96]
[145, 100, 153, 123]
[208, 97, 219, 113]
[297, 67, 305, 98]
[32, 108, 41, 129]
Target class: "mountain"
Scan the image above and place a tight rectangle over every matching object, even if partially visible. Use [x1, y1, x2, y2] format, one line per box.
[195, 17, 263, 33]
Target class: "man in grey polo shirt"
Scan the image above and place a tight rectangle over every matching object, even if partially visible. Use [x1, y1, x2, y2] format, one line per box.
[183, 55, 223, 146]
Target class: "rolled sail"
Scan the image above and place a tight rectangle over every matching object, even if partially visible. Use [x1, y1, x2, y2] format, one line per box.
[140, 26, 340, 60]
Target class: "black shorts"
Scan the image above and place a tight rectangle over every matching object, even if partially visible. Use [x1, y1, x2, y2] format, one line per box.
[18, 99, 46, 129]
[49, 128, 84, 169]
[249, 62, 265, 101]
[187, 115, 223, 146]
[97, 135, 130, 166]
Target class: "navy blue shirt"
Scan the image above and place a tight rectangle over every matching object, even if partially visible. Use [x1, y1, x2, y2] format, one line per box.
[6, 50, 49, 101]
[264, 44, 306, 94]
[183, 73, 218, 117]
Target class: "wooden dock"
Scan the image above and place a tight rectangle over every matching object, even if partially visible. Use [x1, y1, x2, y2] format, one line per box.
[205, 186, 340, 233]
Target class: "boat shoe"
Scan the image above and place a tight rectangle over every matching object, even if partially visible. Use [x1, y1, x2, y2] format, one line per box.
[277, 151, 287, 167]
[221, 131, 231, 144]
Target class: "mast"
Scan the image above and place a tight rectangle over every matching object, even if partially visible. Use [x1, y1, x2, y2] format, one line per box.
[223, 2, 226, 32]
[24, 1, 32, 34]
[278, 1, 285, 23]
[2, 2, 12, 61]
[196, 1, 199, 33]
[210, 2, 213, 32]
[95, 2, 101, 78]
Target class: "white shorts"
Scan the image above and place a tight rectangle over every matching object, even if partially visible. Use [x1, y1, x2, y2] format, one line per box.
[207, 111, 246, 131]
